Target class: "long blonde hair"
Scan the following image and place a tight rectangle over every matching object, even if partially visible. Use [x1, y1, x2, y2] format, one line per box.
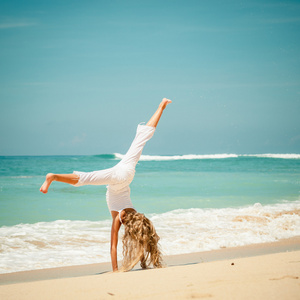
[120, 212, 163, 272]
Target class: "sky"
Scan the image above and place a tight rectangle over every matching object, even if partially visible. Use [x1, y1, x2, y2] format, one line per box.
[0, 0, 299, 156]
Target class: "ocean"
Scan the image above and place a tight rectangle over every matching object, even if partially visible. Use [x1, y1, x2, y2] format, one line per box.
[0, 153, 300, 274]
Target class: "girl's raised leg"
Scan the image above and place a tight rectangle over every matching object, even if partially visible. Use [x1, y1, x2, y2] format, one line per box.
[119, 98, 172, 166]
[146, 98, 172, 128]
[40, 173, 79, 194]
[40, 98, 172, 194]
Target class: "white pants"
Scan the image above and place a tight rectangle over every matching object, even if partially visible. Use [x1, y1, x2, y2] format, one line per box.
[73, 124, 156, 212]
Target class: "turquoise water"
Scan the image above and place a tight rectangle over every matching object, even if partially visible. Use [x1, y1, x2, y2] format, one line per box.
[0, 154, 299, 226]
[0, 154, 300, 274]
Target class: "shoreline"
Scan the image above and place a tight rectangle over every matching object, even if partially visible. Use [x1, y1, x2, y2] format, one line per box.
[1, 236, 299, 286]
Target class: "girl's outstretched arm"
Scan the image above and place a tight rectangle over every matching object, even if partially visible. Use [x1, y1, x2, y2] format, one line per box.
[110, 215, 121, 272]
[146, 98, 172, 128]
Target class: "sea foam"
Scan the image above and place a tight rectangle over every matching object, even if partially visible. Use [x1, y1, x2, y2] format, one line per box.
[0, 200, 299, 274]
[244, 154, 300, 159]
[114, 153, 300, 161]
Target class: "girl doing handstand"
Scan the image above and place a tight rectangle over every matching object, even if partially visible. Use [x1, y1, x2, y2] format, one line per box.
[40, 98, 172, 272]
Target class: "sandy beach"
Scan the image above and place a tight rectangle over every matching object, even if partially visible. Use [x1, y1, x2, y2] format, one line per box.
[1, 238, 300, 300]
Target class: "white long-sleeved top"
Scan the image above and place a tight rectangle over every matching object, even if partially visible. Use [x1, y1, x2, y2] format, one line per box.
[73, 124, 155, 212]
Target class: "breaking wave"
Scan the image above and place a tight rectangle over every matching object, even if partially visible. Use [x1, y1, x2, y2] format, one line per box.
[1, 200, 299, 274]
[113, 153, 300, 161]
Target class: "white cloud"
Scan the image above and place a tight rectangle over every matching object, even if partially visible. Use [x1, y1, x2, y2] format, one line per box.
[261, 17, 300, 24]
[290, 135, 300, 144]
[0, 22, 36, 29]
[72, 133, 86, 145]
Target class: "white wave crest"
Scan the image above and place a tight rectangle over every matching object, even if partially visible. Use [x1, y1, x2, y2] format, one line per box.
[114, 153, 300, 161]
[243, 154, 300, 159]
[114, 153, 239, 161]
[0, 201, 299, 274]
[7, 176, 35, 179]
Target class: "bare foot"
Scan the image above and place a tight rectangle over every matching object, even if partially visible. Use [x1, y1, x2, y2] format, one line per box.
[159, 98, 172, 110]
[40, 173, 55, 193]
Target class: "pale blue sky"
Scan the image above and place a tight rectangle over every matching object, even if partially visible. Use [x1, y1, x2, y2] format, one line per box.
[0, 0, 299, 155]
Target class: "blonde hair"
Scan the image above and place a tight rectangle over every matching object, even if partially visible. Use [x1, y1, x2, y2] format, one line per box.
[120, 212, 163, 272]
